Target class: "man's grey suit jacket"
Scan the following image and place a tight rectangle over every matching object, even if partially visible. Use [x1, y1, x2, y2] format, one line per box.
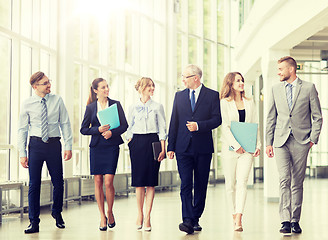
[266, 78, 322, 148]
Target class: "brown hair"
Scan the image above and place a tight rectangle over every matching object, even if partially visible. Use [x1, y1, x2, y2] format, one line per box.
[135, 77, 155, 93]
[87, 78, 106, 105]
[30, 71, 45, 86]
[220, 72, 246, 100]
[278, 56, 297, 73]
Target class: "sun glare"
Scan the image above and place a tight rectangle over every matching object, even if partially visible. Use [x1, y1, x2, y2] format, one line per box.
[74, 0, 134, 20]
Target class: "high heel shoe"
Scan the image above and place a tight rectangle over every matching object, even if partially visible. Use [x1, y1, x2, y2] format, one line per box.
[144, 226, 152, 232]
[137, 224, 143, 230]
[234, 220, 243, 232]
[144, 217, 151, 232]
[99, 217, 108, 231]
[108, 214, 116, 228]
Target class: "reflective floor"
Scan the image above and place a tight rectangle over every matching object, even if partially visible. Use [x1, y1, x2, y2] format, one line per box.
[1, 178, 328, 240]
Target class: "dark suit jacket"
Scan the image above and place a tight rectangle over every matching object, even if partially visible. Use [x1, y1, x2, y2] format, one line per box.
[167, 85, 222, 154]
[80, 98, 128, 147]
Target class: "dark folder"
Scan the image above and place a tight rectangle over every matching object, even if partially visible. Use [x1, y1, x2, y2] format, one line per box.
[152, 142, 166, 161]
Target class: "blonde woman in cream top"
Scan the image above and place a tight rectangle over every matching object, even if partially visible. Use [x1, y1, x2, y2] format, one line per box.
[220, 72, 260, 232]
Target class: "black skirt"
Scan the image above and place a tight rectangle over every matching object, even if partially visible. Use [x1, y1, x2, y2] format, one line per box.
[128, 133, 160, 187]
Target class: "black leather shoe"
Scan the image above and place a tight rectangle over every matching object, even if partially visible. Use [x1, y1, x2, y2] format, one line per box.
[179, 222, 194, 234]
[24, 223, 39, 234]
[51, 212, 65, 229]
[291, 222, 302, 233]
[279, 221, 291, 234]
[193, 222, 202, 231]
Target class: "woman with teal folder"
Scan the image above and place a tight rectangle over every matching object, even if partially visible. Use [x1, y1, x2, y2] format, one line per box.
[220, 72, 261, 231]
[80, 78, 128, 231]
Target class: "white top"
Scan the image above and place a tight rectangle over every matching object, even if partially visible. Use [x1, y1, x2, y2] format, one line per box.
[126, 98, 167, 141]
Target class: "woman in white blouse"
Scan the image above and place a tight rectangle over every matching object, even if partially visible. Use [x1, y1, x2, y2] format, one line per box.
[220, 72, 261, 232]
[126, 77, 167, 231]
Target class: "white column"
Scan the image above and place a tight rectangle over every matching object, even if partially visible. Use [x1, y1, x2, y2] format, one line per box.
[261, 49, 289, 202]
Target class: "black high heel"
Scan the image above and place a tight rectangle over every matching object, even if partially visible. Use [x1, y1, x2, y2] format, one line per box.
[99, 217, 108, 231]
[108, 214, 116, 228]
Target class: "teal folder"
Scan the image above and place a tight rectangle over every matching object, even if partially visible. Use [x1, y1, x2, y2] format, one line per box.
[229, 121, 258, 153]
[97, 103, 120, 130]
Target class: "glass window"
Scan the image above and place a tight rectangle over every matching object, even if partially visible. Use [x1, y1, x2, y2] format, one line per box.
[0, 0, 11, 29]
[108, 16, 117, 67]
[73, 63, 82, 146]
[204, 0, 214, 40]
[188, 36, 199, 65]
[40, 0, 50, 46]
[108, 72, 119, 100]
[20, 44, 32, 106]
[125, 12, 133, 66]
[177, 33, 182, 89]
[73, 18, 81, 58]
[217, 44, 225, 91]
[139, 16, 153, 77]
[217, 0, 224, 43]
[154, 0, 165, 23]
[0, 35, 11, 144]
[40, 50, 50, 76]
[89, 67, 99, 82]
[88, 18, 100, 63]
[153, 23, 165, 81]
[21, 0, 32, 39]
[0, 150, 9, 181]
[188, 0, 200, 36]
[140, 0, 153, 17]
[203, 41, 212, 87]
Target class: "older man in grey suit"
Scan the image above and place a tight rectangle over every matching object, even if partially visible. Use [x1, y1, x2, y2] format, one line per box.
[266, 56, 322, 234]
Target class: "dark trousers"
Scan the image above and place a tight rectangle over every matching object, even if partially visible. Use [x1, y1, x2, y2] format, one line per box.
[28, 138, 63, 223]
[176, 152, 212, 224]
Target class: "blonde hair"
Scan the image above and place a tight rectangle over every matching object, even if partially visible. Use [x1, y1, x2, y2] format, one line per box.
[220, 72, 247, 101]
[135, 77, 155, 93]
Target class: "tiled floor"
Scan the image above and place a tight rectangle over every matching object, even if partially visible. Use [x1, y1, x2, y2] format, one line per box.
[1, 178, 328, 240]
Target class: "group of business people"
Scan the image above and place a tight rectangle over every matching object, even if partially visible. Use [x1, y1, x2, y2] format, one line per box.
[18, 56, 322, 235]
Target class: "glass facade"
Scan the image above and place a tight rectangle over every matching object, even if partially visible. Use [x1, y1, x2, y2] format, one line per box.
[0, 0, 234, 181]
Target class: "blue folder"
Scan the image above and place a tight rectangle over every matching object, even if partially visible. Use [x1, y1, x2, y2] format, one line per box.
[97, 103, 120, 130]
[229, 121, 258, 153]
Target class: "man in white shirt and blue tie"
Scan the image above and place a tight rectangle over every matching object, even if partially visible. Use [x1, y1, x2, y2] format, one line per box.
[18, 71, 73, 234]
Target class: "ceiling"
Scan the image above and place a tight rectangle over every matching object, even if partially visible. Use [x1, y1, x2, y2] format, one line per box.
[290, 27, 328, 62]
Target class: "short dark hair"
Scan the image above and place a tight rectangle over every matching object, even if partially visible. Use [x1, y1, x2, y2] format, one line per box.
[30, 71, 45, 86]
[278, 56, 297, 72]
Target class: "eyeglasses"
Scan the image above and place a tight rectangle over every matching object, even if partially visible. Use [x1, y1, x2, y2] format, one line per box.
[36, 80, 52, 86]
[182, 75, 196, 79]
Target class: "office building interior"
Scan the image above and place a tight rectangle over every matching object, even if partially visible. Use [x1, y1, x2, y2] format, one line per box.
[1, 0, 328, 239]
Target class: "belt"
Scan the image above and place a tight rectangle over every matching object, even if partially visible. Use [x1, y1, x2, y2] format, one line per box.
[30, 136, 61, 143]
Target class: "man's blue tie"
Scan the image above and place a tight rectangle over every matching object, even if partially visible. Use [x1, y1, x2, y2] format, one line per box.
[191, 90, 195, 111]
[286, 83, 293, 110]
[41, 98, 49, 142]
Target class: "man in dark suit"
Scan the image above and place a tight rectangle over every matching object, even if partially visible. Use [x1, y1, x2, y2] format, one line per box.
[167, 64, 221, 234]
